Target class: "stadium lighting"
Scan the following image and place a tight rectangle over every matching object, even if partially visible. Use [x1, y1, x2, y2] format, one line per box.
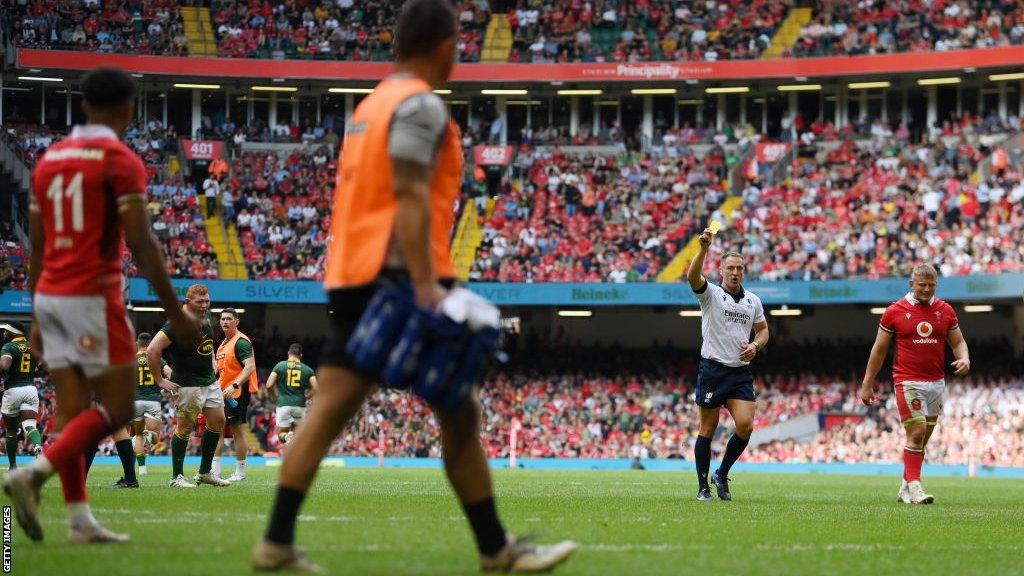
[481, 89, 528, 95]
[329, 87, 374, 94]
[173, 83, 220, 89]
[705, 87, 749, 94]
[769, 306, 802, 317]
[433, 89, 453, 95]
[252, 86, 298, 92]
[17, 76, 63, 82]
[678, 310, 703, 317]
[506, 100, 542, 105]
[557, 310, 593, 318]
[777, 84, 822, 92]
[988, 72, 1024, 81]
[130, 307, 166, 313]
[630, 88, 677, 95]
[870, 307, 887, 315]
[211, 308, 246, 314]
[963, 305, 994, 313]
[557, 89, 603, 96]
[917, 77, 961, 86]
[848, 81, 891, 90]
[677, 99, 702, 105]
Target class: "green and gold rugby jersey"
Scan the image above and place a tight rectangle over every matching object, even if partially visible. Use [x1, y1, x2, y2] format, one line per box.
[159, 314, 216, 387]
[1, 337, 37, 389]
[273, 360, 315, 407]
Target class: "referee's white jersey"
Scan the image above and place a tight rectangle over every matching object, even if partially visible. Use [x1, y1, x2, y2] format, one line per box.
[694, 280, 765, 367]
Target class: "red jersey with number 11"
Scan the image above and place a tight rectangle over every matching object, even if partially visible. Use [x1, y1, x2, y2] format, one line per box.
[31, 125, 148, 296]
[879, 294, 959, 383]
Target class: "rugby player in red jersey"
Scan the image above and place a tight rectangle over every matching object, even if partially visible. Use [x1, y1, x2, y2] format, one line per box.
[860, 264, 970, 504]
[3, 67, 198, 543]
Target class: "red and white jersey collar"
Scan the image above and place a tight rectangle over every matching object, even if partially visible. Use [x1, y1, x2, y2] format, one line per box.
[904, 292, 936, 307]
[70, 124, 118, 140]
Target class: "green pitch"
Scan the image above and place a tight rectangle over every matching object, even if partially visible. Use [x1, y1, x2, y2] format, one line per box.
[8, 467, 1024, 575]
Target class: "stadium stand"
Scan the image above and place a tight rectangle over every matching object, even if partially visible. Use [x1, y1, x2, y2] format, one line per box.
[791, 0, 1024, 58]
[222, 149, 334, 280]
[508, 0, 790, 63]
[209, 0, 487, 61]
[1, 123, 219, 279]
[7, 0, 189, 55]
[8, 1, 1024, 62]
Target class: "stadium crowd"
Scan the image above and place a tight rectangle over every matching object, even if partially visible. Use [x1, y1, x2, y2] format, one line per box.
[8, 0, 1024, 62]
[468, 143, 729, 282]
[1, 122, 218, 280]
[509, 0, 789, 63]
[215, 148, 335, 280]
[792, 0, 1024, 58]
[7, 0, 189, 55]
[210, 0, 487, 61]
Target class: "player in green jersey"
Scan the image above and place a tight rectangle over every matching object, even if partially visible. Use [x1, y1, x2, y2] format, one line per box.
[1, 322, 44, 469]
[133, 332, 170, 477]
[110, 332, 173, 487]
[146, 284, 230, 488]
[265, 344, 317, 449]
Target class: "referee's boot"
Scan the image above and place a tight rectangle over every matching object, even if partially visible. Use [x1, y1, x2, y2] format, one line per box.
[711, 469, 732, 501]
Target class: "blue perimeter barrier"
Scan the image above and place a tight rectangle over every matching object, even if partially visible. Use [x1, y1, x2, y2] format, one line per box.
[49, 456, 1024, 478]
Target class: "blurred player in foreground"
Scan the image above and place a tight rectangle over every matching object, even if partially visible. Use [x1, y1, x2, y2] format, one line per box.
[860, 264, 970, 504]
[4, 67, 197, 543]
[251, 0, 575, 572]
[265, 344, 316, 448]
[686, 223, 769, 501]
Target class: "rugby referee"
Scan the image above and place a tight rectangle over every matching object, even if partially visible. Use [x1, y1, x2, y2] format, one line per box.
[686, 226, 769, 501]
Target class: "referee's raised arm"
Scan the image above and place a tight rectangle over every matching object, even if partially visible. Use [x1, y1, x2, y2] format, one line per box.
[687, 226, 714, 292]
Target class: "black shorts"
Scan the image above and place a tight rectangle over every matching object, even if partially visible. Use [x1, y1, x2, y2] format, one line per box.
[225, 386, 251, 424]
[320, 273, 455, 376]
[694, 357, 756, 408]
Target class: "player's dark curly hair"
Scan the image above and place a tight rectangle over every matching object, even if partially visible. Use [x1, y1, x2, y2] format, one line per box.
[394, 0, 458, 60]
[82, 67, 136, 110]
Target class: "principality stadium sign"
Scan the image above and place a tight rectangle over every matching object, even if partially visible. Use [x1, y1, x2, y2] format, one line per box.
[20, 46, 1024, 82]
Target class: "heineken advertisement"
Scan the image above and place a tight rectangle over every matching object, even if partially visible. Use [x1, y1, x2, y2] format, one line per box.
[1, 274, 1021, 313]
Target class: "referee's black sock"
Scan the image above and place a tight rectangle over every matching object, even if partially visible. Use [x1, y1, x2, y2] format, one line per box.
[114, 438, 137, 483]
[695, 435, 712, 488]
[265, 486, 307, 546]
[719, 433, 749, 477]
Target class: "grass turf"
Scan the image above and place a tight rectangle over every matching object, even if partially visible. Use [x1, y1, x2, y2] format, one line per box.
[6, 466, 1023, 575]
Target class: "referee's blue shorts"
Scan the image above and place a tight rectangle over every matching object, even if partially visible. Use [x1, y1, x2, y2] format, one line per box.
[695, 357, 756, 408]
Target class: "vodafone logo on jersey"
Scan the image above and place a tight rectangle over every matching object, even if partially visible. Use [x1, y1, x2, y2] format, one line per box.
[913, 321, 938, 344]
[916, 322, 933, 337]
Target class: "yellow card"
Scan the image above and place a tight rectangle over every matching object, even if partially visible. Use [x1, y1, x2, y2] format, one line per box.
[709, 220, 721, 235]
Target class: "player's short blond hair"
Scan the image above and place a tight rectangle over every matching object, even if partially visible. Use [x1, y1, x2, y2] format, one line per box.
[186, 284, 209, 301]
[911, 264, 938, 280]
[721, 251, 745, 269]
